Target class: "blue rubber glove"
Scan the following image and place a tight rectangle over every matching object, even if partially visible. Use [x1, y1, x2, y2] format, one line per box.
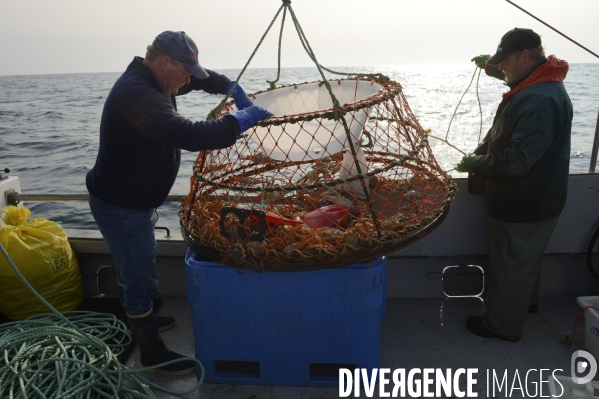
[223, 81, 253, 110]
[471, 54, 491, 69]
[227, 105, 273, 133]
[455, 154, 477, 173]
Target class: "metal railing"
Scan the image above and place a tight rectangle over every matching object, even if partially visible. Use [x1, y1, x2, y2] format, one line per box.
[5, 108, 599, 207]
[6, 193, 186, 206]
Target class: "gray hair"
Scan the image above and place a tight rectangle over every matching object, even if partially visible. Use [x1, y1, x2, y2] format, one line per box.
[145, 45, 181, 66]
[528, 45, 545, 61]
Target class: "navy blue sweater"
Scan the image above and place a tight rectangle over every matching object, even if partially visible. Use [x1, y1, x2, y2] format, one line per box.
[86, 57, 239, 209]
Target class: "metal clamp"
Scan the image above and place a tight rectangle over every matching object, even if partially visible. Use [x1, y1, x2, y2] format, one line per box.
[5, 190, 19, 206]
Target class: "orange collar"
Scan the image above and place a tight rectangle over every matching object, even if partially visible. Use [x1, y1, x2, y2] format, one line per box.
[503, 55, 569, 99]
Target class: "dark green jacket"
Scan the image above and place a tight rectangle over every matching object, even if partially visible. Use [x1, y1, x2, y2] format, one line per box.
[472, 56, 573, 223]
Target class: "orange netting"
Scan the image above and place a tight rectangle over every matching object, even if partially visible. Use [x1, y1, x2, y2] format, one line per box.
[180, 78, 456, 271]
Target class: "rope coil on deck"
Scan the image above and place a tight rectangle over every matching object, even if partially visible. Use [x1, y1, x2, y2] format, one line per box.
[0, 242, 205, 398]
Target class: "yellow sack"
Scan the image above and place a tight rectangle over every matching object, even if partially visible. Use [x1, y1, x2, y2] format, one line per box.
[0, 205, 83, 320]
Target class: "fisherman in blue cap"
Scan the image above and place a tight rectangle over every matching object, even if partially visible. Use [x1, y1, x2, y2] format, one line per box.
[86, 31, 272, 374]
[458, 28, 573, 341]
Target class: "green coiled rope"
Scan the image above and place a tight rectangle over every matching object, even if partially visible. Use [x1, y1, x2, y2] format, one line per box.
[0, 241, 205, 398]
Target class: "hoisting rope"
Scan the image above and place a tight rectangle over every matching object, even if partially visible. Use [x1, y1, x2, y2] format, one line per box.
[207, 0, 390, 122]
[206, 1, 288, 121]
[280, 2, 384, 236]
[445, 67, 484, 145]
[267, 12, 389, 90]
[284, 4, 344, 120]
[426, 65, 484, 159]
[205, 0, 389, 239]
[0, 241, 204, 398]
[266, 5, 287, 90]
[428, 0, 599, 162]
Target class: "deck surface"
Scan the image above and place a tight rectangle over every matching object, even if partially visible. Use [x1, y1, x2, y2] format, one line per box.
[121, 295, 589, 399]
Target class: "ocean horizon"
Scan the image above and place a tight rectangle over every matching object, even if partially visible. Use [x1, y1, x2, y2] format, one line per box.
[1, 64, 598, 231]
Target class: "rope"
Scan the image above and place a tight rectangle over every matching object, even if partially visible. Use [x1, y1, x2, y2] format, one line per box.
[426, 133, 467, 156]
[561, 305, 599, 346]
[432, 0, 599, 158]
[0, 241, 205, 398]
[475, 70, 483, 144]
[187, 1, 457, 270]
[266, 6, 287, 90]
[207, 2, 287, 120]
[445, 66, 482, 142]
[285, 4, 345, 120]
[208, 0, 391, 121]
[505, 0, 599, 60]
[426, 66, 483, 158]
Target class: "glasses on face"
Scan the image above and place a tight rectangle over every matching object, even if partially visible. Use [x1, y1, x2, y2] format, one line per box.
[498, 55, 512, 69]
[169, 59, 191, 77]
[499, 51, 524, 69]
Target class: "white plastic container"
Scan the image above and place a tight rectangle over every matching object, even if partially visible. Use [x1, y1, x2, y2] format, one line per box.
[549, 374, 596, 399]
[577, 296, 599, 360]
[251, 80, 381, 161]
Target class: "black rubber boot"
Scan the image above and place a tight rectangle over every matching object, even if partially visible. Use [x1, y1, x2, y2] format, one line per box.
[118, 283, 175, 332]
[127, 310, 196, 375]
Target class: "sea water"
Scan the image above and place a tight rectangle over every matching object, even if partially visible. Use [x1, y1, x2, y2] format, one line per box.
[1, 64, 598, 232]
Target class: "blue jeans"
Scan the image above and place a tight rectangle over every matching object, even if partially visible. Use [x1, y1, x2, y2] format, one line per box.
[88, 194, 159, 316]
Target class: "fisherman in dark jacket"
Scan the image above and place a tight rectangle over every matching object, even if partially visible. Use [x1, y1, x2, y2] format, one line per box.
[86, 31, 272, 374]
[457, 28, 573, 340]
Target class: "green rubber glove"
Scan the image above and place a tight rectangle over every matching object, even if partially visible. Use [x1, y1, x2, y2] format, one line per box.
[455, 154, 477, 173]
[471, 54, 491, 69]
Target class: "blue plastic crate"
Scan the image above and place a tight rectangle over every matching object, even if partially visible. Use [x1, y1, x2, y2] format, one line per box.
[184, 249, 387, 387]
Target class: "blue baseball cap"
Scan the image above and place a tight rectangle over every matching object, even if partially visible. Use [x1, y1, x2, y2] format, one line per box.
[152, 31, 209, 79]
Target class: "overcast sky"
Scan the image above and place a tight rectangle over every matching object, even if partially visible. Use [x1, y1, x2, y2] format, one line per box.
[0, 0, 597, 76]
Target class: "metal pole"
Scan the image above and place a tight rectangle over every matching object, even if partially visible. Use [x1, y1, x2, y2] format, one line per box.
[590, 109, 599, 174]
[505, 0, 599, 60]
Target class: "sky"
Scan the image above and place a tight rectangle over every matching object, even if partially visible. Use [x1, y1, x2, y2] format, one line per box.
[0, 0, 598, 76]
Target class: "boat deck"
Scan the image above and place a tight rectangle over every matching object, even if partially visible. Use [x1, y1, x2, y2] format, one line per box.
[125, 295, 588, 398]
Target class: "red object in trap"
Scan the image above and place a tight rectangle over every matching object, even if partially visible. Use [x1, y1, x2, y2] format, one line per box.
[301, 205, 362, 228]
[250, 212, 303, 226]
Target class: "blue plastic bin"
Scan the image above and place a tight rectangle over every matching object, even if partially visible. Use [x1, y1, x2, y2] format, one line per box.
[185, 249, 387, 387]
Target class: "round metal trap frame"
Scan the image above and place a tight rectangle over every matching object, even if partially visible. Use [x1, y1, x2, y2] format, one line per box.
[180, 78, 456, 271]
